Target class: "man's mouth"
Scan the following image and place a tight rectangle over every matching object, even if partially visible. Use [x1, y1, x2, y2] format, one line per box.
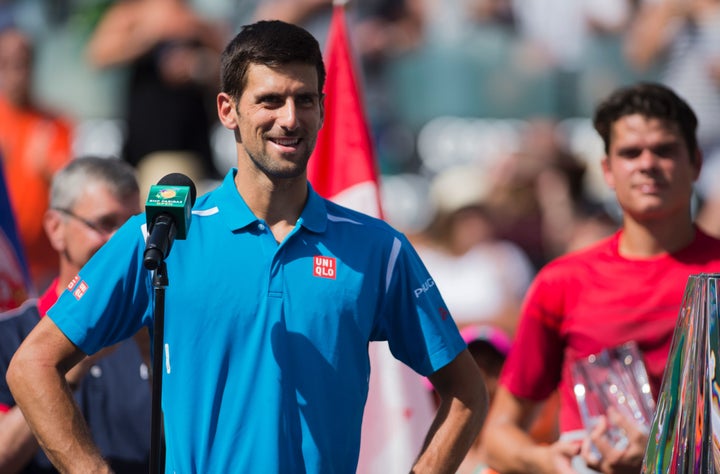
[271, 137, 301, 147]
[637, 182, 663, 193]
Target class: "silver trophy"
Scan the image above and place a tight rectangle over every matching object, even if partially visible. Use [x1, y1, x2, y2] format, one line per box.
[642, 273, 720, 473]
[571, 341, 656, 455]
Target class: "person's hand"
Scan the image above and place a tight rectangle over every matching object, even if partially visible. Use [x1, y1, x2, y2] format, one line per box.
[529, 439, 582, 474]
[581, 407, 649, 474]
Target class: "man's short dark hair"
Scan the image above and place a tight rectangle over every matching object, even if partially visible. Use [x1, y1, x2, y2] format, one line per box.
[220, 20, 326, 100]
[593, 82, 699, 160]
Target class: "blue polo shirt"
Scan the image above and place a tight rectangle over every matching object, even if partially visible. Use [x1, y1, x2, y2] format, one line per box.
[49, 169, 465, 473]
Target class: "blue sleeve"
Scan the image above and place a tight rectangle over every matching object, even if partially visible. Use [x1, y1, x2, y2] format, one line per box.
[375, 234, 466, 376]
[48, 215, 152, 355]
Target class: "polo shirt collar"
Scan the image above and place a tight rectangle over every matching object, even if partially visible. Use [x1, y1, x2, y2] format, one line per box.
[298, 183, 327, 234]
[214, 169, 328, 234]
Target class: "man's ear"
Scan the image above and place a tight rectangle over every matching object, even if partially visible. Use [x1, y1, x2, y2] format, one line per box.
[692, 149, 703, 181]
[217, 92, 238, 130]
[44, 209, 65, 252]
[601, 155, 615, 190]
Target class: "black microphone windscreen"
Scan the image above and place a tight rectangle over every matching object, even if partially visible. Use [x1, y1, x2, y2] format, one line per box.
[157, 173, 198, 205]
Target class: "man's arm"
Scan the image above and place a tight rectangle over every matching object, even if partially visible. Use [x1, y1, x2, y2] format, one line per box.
[483, 386, 581, 474]
[411, 349, 487, 474]
[0, 406, 40, 473]
[6, 316, 111, 473]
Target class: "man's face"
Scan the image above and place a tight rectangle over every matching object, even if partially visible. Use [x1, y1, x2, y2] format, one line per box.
[51, 182, 140, 272]
[602, 114, 701, 222]
[224, 62, 324, 180]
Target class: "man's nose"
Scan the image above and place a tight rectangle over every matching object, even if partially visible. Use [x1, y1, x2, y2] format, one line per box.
[637, 149, 660, 169]
[277, 99, 299, 130]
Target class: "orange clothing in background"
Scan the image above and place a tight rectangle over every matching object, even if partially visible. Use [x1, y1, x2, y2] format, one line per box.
[0, 95, 72, 289]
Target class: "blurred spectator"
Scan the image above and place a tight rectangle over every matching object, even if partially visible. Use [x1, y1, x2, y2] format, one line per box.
[85, 0, 228, 201]
[454, 325, 513, 474]
[626, 0, 720, 171]
[0, 156, 150, 474]
[0, 24, 73, 290]
[418, 0, 514, 46]
[511, 0, 632, 116]
[417, 163, 535, 336]
[487, 119, 616, 268]
[426, 324, 558, 474]
[253, 0, 423, 56]
[253, 0, 333, 39]
[511, 0, 630, 69]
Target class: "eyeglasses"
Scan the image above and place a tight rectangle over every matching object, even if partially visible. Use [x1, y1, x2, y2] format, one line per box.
[54, 208, 125, 235]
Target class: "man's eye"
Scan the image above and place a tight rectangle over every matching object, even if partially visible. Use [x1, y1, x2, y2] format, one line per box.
[297, 96, 315, 106]
[618, 149, 641, 159]
[653, 145, 676, 157]
[260, 96, 282, 106]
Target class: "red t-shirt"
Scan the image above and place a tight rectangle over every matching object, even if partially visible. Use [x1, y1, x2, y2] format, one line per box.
[500, 227, 720, 432]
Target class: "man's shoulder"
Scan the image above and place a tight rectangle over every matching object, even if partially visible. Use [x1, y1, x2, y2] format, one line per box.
[541, 233, 617, 274]
[0, 298, 41, 327]
[0, 299, 40, 363]
[323, 199, 399, 236]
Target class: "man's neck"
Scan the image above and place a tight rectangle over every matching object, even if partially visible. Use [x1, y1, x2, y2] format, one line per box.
[619, 215, 696, 258]
[233, 169, 308, 242]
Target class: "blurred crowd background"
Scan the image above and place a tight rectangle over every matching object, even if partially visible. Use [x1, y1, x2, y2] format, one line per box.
[2, 0, 720, 332]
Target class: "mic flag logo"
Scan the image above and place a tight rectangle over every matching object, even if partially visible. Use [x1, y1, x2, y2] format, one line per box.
[313, 256, 337, 279]
[158, 188, 177, 199]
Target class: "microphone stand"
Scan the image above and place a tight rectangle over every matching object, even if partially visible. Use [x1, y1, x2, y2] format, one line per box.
[149, 261, 168, 474]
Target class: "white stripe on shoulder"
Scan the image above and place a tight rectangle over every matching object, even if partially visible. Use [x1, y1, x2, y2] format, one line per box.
[386, 237, 401, 294]
[327, 213, 362, 225]
[193, 207, 219, 216]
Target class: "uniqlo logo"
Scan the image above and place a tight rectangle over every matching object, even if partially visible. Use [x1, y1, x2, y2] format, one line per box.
[313, 256, 336, 279]
[67, 275, 80, 291]
[73, 281, 89, 300]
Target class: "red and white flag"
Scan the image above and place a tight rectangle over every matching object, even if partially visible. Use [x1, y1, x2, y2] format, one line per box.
[307, 4, 435, 473]
[307, 3, 382, 218]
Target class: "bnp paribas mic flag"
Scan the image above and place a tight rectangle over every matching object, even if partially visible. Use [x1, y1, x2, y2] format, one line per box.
[307, 4, 436, 473]
[0, 155, 33, 311]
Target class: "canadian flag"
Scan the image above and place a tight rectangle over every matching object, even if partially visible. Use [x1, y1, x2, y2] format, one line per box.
[307, 4, 436, 473]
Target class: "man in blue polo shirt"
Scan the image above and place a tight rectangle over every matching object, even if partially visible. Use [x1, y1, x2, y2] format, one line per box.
[8, 20, 487, 473]
[0, 156, 149, 473]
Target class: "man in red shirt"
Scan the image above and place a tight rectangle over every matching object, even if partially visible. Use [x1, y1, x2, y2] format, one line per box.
[483, 82, 720, 474]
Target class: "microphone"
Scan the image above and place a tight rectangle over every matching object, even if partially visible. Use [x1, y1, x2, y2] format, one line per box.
[143, 173, 197, 270]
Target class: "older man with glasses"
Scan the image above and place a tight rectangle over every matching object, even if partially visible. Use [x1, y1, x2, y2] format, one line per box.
[0, 156, 151, 474]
